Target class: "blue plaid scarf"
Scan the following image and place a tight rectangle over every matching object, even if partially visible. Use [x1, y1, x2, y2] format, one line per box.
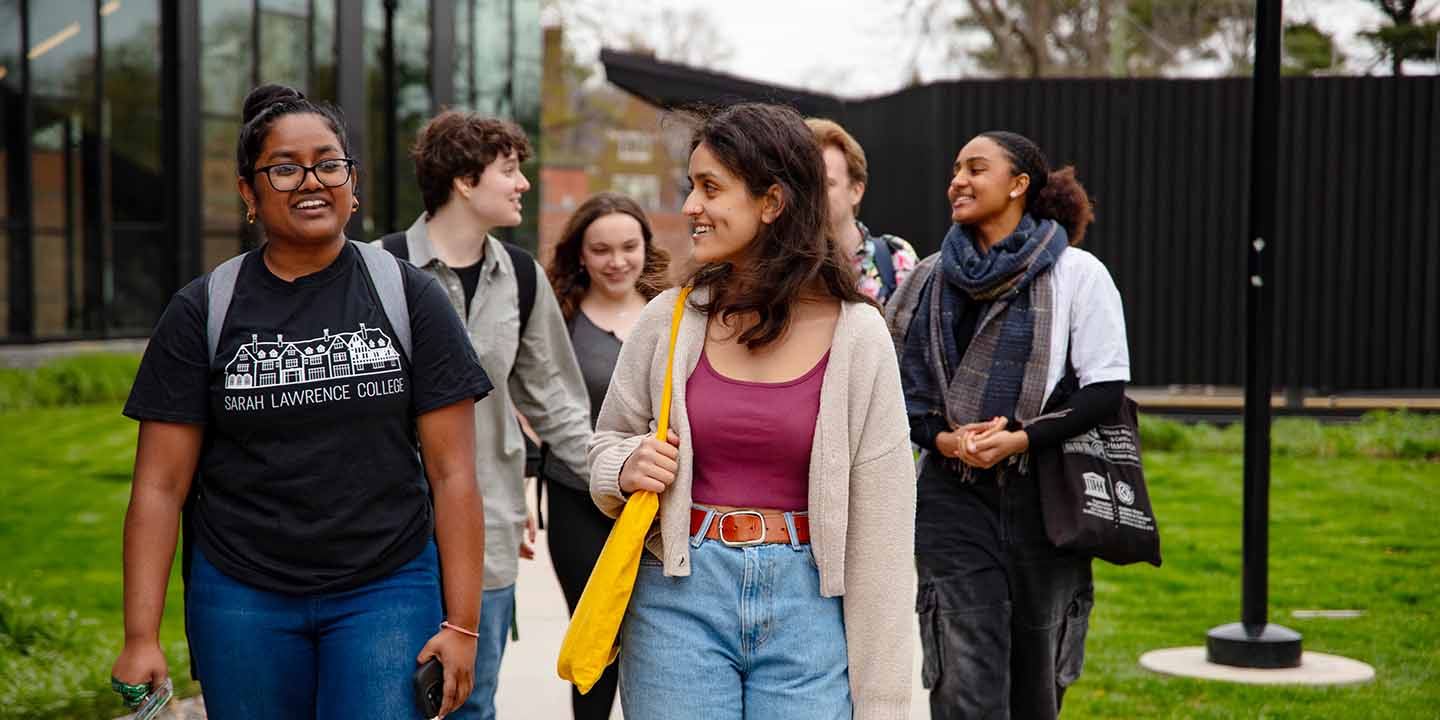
[900, 215, 1067, 479]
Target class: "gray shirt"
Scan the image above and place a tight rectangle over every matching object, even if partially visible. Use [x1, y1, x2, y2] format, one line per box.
[568, 310, 623, 429]
[381, 217, 592, 590]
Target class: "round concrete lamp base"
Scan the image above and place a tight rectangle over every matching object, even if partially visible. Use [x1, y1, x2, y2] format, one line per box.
[1140, 647, 1375, 686]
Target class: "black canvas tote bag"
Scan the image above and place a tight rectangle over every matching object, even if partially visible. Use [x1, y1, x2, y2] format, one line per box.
[1032, 391, 1162, 567]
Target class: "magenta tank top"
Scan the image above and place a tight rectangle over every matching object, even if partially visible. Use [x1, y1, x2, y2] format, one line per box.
[687, 348, 830, 512]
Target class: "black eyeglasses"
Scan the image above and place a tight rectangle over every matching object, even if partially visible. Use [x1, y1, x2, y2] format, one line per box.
[252, 158, 357, 192]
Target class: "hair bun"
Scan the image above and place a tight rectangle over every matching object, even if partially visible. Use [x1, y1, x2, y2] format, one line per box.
[1032, 166, 1094, 246]
[242, 84, 306, 125]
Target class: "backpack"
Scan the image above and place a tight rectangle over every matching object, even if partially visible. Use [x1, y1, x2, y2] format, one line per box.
[376, 231, 546, 490]
[376, 231, 537, 340]
[871, 234, 898, 301]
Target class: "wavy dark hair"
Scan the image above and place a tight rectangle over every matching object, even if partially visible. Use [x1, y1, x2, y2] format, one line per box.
[683, 103, 871, 350]
[236, 83, 352, 182]
[547, 192, 670, 322]
[978, 130, 1095, 245]
[413, 111, 533, 217]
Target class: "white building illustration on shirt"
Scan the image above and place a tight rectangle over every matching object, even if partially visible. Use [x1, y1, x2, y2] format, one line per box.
[224, 323, 401, 389]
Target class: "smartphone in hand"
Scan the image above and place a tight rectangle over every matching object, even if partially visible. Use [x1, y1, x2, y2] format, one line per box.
[413, 657, 444, 718]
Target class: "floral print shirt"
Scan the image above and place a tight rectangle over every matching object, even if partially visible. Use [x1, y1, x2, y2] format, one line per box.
[852, 220, 919, 303]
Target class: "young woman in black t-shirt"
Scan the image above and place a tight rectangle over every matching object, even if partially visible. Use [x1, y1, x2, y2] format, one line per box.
[111, 84, 493, 720]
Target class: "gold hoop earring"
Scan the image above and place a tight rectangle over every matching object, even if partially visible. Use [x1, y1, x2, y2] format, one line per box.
[351, 197, 360, 212]
[246, 207, 256, 224]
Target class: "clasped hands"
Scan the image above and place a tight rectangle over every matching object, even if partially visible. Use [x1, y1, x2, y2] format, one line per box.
[935, 417, 1030, 470]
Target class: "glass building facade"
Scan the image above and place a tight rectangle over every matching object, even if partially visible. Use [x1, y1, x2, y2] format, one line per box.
[0, 0, 540, 342]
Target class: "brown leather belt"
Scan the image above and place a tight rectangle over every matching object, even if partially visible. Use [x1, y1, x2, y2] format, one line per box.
[690, 507, 810, 547]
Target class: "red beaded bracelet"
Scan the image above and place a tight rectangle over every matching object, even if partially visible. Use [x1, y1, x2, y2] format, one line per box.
[440, 621, 479, 638]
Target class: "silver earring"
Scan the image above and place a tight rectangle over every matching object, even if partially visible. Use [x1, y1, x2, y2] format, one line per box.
[1010, 191, 1020, 198]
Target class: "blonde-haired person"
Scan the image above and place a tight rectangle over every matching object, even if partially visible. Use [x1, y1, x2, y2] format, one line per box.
[590, 103, 915, 719]
[806, 117, 918, 304]
[543, 191, 669, 720]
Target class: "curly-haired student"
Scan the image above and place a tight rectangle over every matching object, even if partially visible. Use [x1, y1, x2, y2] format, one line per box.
[889, 130, 1131, 720]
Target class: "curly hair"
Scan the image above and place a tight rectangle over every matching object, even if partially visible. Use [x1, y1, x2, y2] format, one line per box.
[236, 83, 351, 182]
[682, 103, 872, 351]
[412, 111, 533, 217]
[978, 130, 1094, 245]
[547, 192, 671, 322]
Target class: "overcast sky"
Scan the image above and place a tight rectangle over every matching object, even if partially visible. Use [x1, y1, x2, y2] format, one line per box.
[550, 0, 1437, 98]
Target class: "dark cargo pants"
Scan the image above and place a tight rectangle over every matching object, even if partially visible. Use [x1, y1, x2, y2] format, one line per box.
[915, 454, 1094, 720]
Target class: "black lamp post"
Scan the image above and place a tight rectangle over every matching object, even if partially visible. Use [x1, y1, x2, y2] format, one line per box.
[1205, 0, 1303, 669]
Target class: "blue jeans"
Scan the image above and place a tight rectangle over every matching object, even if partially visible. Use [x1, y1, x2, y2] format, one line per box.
[618, 515, 851, 720]
[186, 541, 442, 720]
[452, 583, 516, 720]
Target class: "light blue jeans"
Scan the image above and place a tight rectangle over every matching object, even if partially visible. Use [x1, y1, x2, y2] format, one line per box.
[452, 583, 516, 720]
[618, 512, 852, 720]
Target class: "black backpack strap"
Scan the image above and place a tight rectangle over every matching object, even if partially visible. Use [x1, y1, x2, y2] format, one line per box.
[502, 242, 537, 339]
[378, 231, 410, 263]
[871, 234, 898, 300]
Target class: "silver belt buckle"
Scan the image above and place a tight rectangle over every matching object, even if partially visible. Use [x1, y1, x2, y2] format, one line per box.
[718, 510, 767, 547]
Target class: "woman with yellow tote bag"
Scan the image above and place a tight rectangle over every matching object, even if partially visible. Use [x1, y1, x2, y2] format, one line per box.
[556, 287, 689, 694]
[580, 103, 916, 720]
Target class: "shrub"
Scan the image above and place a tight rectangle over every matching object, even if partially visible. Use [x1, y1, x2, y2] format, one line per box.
[1139, 411, 1440, 461]
[0, 354, 140, 412]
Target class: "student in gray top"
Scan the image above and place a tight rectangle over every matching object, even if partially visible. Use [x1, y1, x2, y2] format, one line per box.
[377, 110, 592, 720]
[544, 191, 670, 720]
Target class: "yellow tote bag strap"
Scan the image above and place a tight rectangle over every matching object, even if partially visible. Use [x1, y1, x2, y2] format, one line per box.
[555, 286, 691, 694]
[654, 286, 691, 441]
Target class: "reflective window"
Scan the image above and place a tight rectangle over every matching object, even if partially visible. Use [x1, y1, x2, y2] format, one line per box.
[363, 0, 430, 236]
[260, 0, 310, 91]
[453, 0, 541, 251]
[311, 0, 336, 103]
[0, 0, 20, 338]
[105, 0, 167, 333]
[470, 0, 513, 117]
[511, 0, 542, 252]
[201, 0, 255, 269]
[0, 0, 540, 341]
[393, 0, 430, 229]
[30, 3, 98, 337]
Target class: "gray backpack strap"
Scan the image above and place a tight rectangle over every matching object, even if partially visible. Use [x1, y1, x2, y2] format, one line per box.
[206, 254, 248, 363]
[352, 239, 412, 360]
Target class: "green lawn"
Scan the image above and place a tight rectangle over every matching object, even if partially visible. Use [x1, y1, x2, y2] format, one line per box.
[1066, 452, 1440, 719]
[1, 404, 1437, 718]
[0, 405, 196, 720]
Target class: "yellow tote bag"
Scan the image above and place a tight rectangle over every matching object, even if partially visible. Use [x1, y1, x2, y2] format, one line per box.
[557, 287, 690, 694]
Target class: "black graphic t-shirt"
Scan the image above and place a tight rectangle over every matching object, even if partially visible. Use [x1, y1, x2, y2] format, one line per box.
[124, 243, 492, 595]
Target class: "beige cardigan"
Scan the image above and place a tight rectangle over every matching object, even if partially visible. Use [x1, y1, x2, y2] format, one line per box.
[589, 286, 916, 719]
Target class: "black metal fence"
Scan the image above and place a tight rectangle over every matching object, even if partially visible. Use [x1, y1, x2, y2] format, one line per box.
[843, 76, 1439, 392]
[601, 51, 1440, 392]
